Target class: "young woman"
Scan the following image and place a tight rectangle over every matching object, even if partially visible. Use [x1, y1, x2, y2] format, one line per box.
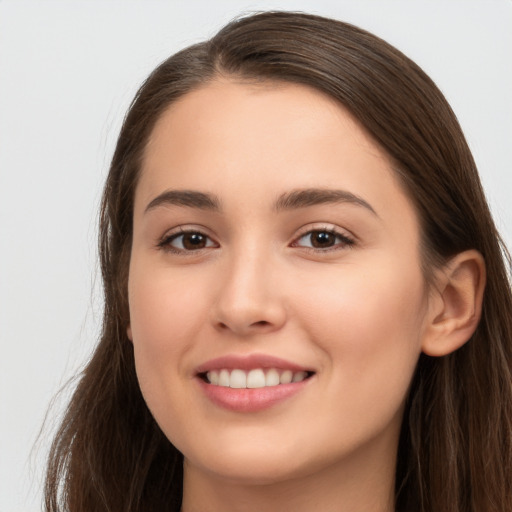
[45, 11, 512, 512]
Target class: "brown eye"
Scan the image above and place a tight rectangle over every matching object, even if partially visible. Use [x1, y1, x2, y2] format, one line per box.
[294, 230, 354, 250]
[181, 233, 207, 250]
[162, 231, 217, 252]
[310, 231, 336, 248]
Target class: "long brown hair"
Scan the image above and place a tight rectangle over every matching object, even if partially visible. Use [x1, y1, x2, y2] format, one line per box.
[45, 11, 512, 512]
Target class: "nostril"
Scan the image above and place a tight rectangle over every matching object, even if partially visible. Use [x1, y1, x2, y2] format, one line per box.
[251, 320, 271, 327]
[212, 304, 286, 334]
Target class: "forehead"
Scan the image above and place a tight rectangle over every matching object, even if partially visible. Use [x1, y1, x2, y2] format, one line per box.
[145, 79, 376, 156]
[142, 80, 390, 182]
[136, 79, 417, 233]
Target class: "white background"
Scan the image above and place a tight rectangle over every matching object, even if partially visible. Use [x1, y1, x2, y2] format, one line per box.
[1, 1, 511, 510]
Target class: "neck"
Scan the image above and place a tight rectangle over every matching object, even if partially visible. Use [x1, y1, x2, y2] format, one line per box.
[181, 435, 397, 512]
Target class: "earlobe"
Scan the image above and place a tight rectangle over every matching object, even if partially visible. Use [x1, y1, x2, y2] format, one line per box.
[127, 325, 133, 342]
[422, 250, 486, 357]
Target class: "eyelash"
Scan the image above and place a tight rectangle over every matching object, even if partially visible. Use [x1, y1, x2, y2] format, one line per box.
[157, 228, 218, 254]
[291, 227, 355, 252]
[157, 226, 355, 255]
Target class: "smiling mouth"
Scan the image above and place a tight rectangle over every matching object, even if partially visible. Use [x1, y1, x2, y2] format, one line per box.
[200, 368, 315, 389]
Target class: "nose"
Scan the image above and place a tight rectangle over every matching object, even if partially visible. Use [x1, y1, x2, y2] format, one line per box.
[211, 250, 287, 337]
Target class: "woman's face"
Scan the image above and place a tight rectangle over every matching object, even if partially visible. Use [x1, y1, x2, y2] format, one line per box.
[127, 80, 431, 485]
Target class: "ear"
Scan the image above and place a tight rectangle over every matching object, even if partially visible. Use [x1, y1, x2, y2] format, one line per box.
[127, 324, 133, 342]
[422, 250, 486, 357]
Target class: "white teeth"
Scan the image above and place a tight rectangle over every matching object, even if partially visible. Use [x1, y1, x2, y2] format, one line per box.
[205, 368, 310, 388]
[247, 369, 266, 388]
[230, 369, 247, 388]
[292, 371, 307, 383]
[219, 369, 230, 387]
[280, 370, 293, 384]
[208, 370, 219, 385]
[265, 368, 280, 386]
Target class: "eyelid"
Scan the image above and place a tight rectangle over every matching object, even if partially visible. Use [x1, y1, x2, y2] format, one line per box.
[290, 224, 356, 251]
[157, 225, 219, 254]
[155, 223, 355, 254]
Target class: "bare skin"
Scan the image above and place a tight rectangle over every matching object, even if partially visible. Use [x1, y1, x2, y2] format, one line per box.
[127, 79, 485, 512]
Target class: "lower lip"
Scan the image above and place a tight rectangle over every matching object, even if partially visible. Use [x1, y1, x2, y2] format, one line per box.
[197, 377, 311, 412]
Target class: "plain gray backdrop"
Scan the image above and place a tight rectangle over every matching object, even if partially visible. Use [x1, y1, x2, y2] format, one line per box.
[1, 1, 511, 510]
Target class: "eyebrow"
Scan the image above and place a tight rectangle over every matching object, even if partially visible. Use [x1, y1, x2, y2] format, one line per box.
[144, 187, 377, 216]
[273, 188, 378, 216]
[144, 190, 221, 213]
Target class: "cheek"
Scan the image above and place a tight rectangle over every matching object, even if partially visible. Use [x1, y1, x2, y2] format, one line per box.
[127, 265, 215, 448]
[296, 254, 426, 342]
[129, 261, 206, 340]
[127, 263, 209, 394]
[294, 257, 426, 423]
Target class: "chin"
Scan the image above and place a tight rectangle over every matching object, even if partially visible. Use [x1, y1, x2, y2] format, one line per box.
[183, 439, 317, 485]
[196, 459, 312, 486]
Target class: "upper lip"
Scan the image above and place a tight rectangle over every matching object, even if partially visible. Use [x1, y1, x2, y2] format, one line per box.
[195, 353, 313, 374]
